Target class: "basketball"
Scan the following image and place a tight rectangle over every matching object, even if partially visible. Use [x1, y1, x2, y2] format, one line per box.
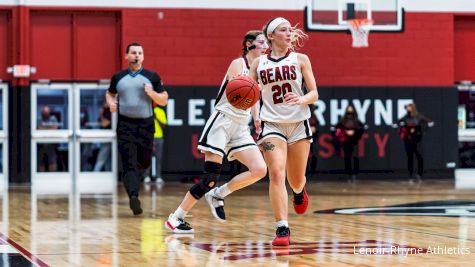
[225, 75, 260, 110]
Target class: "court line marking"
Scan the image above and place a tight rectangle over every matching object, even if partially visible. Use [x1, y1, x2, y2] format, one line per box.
[0, 232, 50, 267]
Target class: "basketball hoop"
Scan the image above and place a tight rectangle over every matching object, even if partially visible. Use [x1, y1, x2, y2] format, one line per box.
[348, 18, 374, 48]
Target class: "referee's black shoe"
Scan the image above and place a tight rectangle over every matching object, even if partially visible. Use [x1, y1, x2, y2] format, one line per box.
[129, 196, 143, 215]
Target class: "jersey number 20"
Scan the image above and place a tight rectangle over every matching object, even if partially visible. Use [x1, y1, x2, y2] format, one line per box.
[271, 83, 292, 104]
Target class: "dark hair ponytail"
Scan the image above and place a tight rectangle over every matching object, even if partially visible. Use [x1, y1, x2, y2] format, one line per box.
[242, 30, 263, 57]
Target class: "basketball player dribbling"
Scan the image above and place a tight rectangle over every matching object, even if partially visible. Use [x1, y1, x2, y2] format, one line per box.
[165, 30, 269, 233]
[249, 17, 319, 246]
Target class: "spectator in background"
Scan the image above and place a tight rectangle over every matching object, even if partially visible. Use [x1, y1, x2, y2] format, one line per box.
[395, 103, 434, 182]
[38, 106, 59, 130]
[334, 105, 366, 182]
[307, 104, 319, 177]
[80, 107, 90, 128]
[79, 107, 95, 170]
[144, 104, 167, 184]
[94, 102, 112, 172]
[0, 101, 3, 130]
[37, 106, 59, 172]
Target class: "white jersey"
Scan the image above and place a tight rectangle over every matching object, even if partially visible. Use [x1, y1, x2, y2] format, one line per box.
[257, 51, 310, 123]
[214, 57, 251, 125]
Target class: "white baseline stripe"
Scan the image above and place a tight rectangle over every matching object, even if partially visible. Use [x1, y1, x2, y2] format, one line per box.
[338, 212, 475, 217]
[0, 244, 19, 254]
[335, 205, 475, 215]
[1, 0, 475, 12]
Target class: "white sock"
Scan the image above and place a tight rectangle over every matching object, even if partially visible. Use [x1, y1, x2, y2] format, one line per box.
[173, 207, 187, 220]
[215, 183, 231, 198]
[276, 220, 289, 228]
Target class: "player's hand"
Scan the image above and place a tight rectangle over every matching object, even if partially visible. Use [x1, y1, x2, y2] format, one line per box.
[254, 118, 262, 135]
[284, 92, 303, 105]
[109, 101, 118, 113]
[144, 83, 154, 96]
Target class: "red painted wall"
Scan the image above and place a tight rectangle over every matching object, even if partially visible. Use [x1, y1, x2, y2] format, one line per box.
[1, 7, 471, 86]
[30, 11, 120, 81]
[75, 12, 120, 79]
[30, 12, 73, 79]
[121, 9, 455, 86]
[0, 10, 11, 80]
[454, 16, 475, 82]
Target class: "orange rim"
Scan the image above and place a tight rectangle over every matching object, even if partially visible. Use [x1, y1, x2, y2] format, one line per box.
[348, 18, 374, 29]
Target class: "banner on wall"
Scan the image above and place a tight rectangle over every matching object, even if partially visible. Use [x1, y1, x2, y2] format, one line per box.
[163, 86, 457, 176]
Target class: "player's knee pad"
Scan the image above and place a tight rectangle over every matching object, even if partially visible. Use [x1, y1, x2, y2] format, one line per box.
[189, 174, 218, 200]
[189, 161, 221, 200]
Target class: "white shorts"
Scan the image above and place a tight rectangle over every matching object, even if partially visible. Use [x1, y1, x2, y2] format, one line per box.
[257, 120, 312, 145]
[198, 111, 256, 161]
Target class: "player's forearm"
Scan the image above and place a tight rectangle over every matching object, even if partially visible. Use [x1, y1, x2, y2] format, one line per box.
[251, 101, 260, 121]
[301, 89, 318, 105]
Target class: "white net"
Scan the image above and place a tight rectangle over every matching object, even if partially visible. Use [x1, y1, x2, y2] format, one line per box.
[348, 19, 374, 48]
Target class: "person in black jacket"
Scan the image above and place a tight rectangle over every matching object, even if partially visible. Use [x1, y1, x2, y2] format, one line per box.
[395, 103, 434, 182]
[335, 105, 365, 182]
[307, 104, 319, 176]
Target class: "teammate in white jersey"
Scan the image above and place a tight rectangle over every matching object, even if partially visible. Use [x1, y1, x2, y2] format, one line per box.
[165, 31, 268, 234]
[249, 17, 319, 246]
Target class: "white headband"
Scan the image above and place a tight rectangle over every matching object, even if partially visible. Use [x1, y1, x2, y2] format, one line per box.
[266, 17, 290, 35]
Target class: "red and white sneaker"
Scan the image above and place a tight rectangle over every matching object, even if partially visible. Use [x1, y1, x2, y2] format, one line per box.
[292, 187, 309, 215]
[164, 214, 195, 234]
[272, 226, 290, 246]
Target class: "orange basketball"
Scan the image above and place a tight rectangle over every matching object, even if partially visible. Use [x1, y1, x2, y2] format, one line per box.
[225, 75, 260, 110]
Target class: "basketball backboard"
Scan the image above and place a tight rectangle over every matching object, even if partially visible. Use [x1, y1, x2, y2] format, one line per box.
[306, 0, 404, 32]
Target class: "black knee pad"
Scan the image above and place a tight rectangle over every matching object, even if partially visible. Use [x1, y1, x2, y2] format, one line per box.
[189, 161, 221, 200]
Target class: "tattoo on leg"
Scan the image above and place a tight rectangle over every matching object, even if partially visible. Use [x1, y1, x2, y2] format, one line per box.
[261, 141, 275, 152]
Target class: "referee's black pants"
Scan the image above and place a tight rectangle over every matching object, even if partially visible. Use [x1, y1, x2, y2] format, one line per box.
[117, 115, 154, 198]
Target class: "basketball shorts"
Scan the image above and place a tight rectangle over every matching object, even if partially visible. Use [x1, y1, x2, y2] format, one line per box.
[198, 111, 256, 161]
[257, 120, 312, 145]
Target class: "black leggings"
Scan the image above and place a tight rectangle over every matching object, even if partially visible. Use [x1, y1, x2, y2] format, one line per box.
[343, 141, 359, 176]
[117, 115, 154, 198]
[404, 140, 423, 176]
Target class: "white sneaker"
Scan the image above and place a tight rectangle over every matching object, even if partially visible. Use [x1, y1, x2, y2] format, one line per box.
[143, 176, 151, 183]
[155, 177, 165, 184]
[205, 188, 226, 222]
[164, 214, 194, 234]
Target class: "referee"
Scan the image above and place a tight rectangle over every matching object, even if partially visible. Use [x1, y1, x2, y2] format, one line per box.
[106, 43, 168, 215]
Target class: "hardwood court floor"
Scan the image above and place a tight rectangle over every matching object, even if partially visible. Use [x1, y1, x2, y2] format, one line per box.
[1, 179, 475, 266]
